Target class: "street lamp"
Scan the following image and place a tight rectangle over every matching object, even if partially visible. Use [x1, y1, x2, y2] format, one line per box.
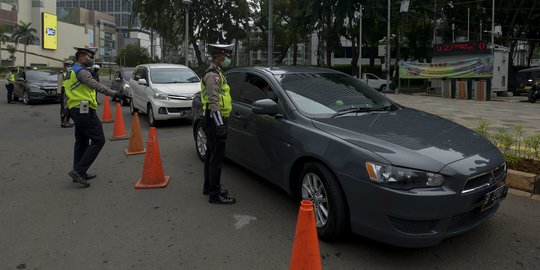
[182, 0, 192, 66]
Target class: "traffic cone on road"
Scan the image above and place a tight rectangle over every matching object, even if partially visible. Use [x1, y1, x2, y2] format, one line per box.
[101, 96, 113, 123]
[289, 200, 322, 270]
[124, 112, 146, 155]
[110, 102, 128, 140]
[134, 127, 170, 189]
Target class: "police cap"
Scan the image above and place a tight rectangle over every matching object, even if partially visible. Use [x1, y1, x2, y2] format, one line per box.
[209, 44, 233, 58]
[74, 47, 97, 58]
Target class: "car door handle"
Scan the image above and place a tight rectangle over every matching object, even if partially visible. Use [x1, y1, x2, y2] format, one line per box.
[232, 112, 246, 119]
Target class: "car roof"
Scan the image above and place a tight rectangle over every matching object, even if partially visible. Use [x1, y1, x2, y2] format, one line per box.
[136, 63, 190, 69]
[227, 66, 344, 76]
[517, 66, 540, 73]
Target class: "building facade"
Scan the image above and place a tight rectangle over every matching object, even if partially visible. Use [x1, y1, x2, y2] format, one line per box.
[56, 0, 161, 60]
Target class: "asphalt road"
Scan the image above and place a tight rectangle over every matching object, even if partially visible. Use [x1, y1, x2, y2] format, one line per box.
[0, 81, 539, 269]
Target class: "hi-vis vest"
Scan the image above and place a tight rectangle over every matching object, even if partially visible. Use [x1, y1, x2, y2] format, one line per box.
[64, 66, 97, 109]
[200, 68, 232, 117]
[8, 72, 15, 83]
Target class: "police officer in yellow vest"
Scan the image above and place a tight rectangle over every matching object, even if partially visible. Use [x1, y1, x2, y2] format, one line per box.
[200, 44, 236, 204]
[59, 60, 74, 128]
[5, 66, 16, 104]
[65, 47, 130, 187]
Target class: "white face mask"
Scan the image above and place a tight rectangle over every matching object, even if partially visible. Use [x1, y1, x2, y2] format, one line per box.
[221, 57, 231, 68]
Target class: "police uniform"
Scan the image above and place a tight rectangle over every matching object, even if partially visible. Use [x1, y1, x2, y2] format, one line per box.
[59, 60, 73, 127]
[66, 47, 129, 187]
[5, 69, 16, 104]
[201, 44, 236, 204]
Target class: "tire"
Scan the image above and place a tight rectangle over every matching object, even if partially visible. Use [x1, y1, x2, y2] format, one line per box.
[528, 90, 537, 103]
[194, 121, 207, 161]
[147, 104, 156, 127]
[22, 91, 31, 105]
[299, 162, 348, 241]
[129, 100, 138, 115]
[13, 96, 19, 101]
[379, 84, 386, 92]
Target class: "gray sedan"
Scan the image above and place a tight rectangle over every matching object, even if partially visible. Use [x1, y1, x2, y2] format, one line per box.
[192, 67, 508, 247]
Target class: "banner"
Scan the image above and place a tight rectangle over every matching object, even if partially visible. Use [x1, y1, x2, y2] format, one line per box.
[42, 13, 58, 50]
[399, 56, 493, 79]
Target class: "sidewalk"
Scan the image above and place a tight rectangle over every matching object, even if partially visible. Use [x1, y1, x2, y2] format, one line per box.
[386, 93, 540, 138]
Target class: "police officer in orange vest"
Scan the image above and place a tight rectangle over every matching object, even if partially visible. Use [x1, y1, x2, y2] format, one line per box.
[200, 44, 236, 204]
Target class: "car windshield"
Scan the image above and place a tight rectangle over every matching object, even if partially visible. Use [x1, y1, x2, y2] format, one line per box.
[150, 68, 200, 84]
[26, 71, 57, 81]
[122, 70, 133, 80]
[278, 72, 394, 118]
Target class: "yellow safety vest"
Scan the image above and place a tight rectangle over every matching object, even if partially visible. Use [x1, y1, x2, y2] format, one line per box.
[8, 73, 15, 83]
[64, 69, 98, 109]
[200, 70, 232, 117]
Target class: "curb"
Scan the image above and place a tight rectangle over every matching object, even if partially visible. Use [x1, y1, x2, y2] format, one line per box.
[505, 169, 540, 198]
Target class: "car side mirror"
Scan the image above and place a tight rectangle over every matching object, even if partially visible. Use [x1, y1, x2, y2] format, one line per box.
[138, 78, 148, 85]
[252, 99, 279, 116]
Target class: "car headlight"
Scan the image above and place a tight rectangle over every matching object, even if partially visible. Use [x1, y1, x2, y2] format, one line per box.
[365, 161, 445, 189]
[123, 83, 129, 89]
[153, 90, 169, 100]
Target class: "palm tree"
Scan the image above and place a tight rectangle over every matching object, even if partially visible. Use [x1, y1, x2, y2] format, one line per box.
[12, 21, 37, 70]
[0, 24, 11, 68]
[7, 44, 17, 64]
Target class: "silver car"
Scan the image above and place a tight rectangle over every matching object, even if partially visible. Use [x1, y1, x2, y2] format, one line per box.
[192, 66, 508, 247]
[129, 63, 200, 126]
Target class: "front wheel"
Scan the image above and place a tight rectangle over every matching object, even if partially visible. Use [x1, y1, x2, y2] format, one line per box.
[147, 104, 156, 126]
[22, 91, 31, 105]
[129, 100, 138, 115]
[300, 162, 348, 241]
[528, 90, 538, 103]
[379, 84, 386, 92]
[194, 121, 207, 161]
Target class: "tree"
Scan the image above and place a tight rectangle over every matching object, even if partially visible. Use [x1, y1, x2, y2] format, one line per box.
[0, 24, 12, 68]
[12, 21, 37, 70]
[116, 44, 152, 67]
[6, 44, 17, 64]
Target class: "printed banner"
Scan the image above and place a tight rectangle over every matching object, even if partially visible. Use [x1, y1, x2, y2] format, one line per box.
[42, 13, 58, 50]
[399, 56, 493, 79]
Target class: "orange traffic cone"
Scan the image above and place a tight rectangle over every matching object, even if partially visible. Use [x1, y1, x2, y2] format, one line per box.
[101, 96, 113, 123]
[124, 112, 146, 155]
[289, 200, 322, 270]
[134, 127, 170, 189]
[110, 102, 128, 140]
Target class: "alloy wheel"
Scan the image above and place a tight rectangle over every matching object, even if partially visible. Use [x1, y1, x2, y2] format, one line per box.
[301, 172, 329, 227]
[196, 124, 207, 161]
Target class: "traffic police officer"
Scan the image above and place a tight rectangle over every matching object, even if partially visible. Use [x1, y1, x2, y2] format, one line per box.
[59, 60, 74, 128]
[5, 67, 16, 104]
[65, 47, 130, 187]
[200, 43, 236, 205]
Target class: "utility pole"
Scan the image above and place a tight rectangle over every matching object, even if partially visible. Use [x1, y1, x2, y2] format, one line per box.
[268, 0, 273, 68]
[358, 4, 363, 78]
[387, 0, 391, 93]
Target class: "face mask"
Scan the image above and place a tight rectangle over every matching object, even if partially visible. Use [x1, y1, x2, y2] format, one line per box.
[83, 59, 94, 67]
[221, 57, 231, 68]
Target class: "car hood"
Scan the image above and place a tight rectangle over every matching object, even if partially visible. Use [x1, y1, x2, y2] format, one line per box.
[153, 83, 199, 96]
[312, 107, 497, 172]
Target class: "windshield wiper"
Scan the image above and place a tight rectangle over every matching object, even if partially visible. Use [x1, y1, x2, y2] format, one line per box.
[331, 106, 391, 118]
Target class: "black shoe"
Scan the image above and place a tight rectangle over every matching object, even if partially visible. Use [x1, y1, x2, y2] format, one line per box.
[68, 170, 90, 187]
[209, 194, 236, 205]
[203, 185, 228, 196]
[61, 122, 74, 128]
[84, 173, 97, 180]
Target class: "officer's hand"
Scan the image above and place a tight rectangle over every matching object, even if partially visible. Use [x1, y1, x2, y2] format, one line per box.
[216, 125, 227, 141]
[115, 92, 131, 101]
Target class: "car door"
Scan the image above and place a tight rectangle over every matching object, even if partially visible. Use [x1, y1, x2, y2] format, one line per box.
[13, 71, 25, 98]
[227, 71, 286, 184]
[112, 70, 121, 91]
[130, 68, 145, 111]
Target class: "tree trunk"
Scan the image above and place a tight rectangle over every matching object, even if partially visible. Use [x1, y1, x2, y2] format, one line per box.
[325, 13, 332, 67]
[369, 46, 376, 72]
[351, 36, 358, 77]
[24, 44, 27, 70]
[191, 39, 203, 66]
[293, 33, 298, 66]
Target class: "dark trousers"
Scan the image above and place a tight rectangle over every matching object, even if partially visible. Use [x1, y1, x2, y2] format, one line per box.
[60, 90, 70, 123]
[6, 83, 14, 103]
[69, 108, 106, 174]
[203, 114, 228, 197]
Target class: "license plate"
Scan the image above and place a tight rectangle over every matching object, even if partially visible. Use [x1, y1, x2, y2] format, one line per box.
[182, 110, 192, 116]
[481, 185, 508, 211]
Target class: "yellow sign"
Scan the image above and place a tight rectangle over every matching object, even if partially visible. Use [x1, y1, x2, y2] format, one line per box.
[42, 13, 58, 50]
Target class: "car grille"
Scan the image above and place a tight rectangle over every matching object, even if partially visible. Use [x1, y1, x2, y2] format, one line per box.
[462, 163, 506, 193]
[167, 107, 191, 113]
[448, 205, 498, 232]
[388, 216, 438, 234]
[169, 94, 193, 101]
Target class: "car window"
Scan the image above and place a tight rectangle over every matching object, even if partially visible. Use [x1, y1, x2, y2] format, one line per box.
[123, 70, 133, 81]
[150, 68, 199, 84]
[279, 73, 392, 118]
[115, 71, 121, 80]
[225, 72, 245, 102]
[26, 71, 57, 81]
[133, 68, 141, 80]
[366, 74, 376, 80]
[240, 74, 276, 104]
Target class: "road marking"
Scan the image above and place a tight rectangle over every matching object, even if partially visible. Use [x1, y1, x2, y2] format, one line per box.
[233, 215, 257, 229]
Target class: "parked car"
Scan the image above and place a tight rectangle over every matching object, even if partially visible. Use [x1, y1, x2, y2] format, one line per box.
[359, 73, 393, 92]
[515, 66, 540, 95]
[129, 63, 200, 126]
[192, 66, 508, 247]
[13, 70, 61, 105]
[111, 67, 134, 106]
